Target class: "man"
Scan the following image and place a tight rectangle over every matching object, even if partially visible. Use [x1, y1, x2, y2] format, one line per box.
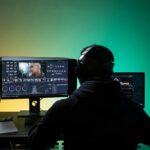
[29, 63, 42, 77]
[29, 45, 150, 150]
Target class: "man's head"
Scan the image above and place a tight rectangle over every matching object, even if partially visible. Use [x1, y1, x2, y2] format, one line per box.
[30, 63, 42, 77]
[76, 44, 114, 83]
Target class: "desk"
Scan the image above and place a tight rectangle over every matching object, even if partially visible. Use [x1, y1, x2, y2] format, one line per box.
[0, 112, 64, 150]
[0, 112, 149, 150]
[0, 112, 41, 149]
[0, 112, 63, 150]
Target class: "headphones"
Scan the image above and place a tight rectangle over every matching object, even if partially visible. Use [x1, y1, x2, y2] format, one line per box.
[76, 45, 114, 83]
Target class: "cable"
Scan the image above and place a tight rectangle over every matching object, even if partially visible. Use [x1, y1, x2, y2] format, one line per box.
[9, 141, 13, 150]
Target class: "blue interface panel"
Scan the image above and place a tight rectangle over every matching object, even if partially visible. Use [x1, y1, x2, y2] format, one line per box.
[1, 58, 69, 98]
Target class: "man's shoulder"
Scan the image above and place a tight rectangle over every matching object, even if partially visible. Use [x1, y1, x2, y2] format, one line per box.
[44, 96, 78, 120]
[51, 95, 78, 111]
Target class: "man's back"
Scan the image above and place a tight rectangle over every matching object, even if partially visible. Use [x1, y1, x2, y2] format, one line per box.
[29, 80, 150, 150]
[62, 81, 140, 150]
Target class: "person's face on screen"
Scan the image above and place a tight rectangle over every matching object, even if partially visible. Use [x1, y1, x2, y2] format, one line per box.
[30, 63, 41, 77]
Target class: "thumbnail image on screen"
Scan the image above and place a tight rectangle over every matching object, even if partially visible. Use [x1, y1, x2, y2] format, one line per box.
[112, 73, 145, 107]
[18, 62, 45, 78]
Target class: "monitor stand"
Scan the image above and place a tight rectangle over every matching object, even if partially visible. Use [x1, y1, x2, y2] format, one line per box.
[18, 97, 46, 118]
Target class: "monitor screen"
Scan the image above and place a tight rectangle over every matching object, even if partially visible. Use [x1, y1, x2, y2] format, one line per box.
[112, 72, 145, 108]
[0, 57, 77, 98]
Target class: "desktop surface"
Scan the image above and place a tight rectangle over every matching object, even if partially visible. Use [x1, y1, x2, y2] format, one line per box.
[0, 112, 149, 150]
[0, 112, 31, 141]
[0, 112, 64, 149]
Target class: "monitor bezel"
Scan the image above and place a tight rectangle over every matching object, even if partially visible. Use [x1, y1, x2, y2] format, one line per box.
[112, 72, 145, 108]
[0, 57, 77, 99]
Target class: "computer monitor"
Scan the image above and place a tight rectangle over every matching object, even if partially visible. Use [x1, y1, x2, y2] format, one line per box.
[112, 72, 145, 108]
[0, 57, 77, 116]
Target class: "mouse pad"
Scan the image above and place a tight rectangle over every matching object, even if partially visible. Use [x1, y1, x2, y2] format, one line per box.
[0, 121, 18, 134]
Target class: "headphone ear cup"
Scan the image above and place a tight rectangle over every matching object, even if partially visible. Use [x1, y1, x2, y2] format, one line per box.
[75, 63, 83, 79]
[75, 63, 87, 82]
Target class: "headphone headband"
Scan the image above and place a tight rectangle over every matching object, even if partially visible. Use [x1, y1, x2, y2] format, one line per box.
[79, 45, 114, 65]
[79, 45, 96, 61]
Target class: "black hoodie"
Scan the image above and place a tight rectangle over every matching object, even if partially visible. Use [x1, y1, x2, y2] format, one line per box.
[29, 81, 150, 150]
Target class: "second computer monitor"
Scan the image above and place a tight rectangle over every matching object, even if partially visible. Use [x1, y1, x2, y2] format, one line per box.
[112, 72, 145, 108]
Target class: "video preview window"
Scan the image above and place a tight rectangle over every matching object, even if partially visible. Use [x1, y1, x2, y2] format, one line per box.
[18, 62, 46, 78]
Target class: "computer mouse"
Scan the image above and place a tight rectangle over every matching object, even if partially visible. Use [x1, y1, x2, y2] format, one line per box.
[6, 116, 13, 121]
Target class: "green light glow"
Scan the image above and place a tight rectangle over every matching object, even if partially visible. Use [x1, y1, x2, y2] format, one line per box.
[0, 0, 150, 115]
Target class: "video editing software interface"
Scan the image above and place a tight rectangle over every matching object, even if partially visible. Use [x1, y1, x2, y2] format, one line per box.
[1, 57, 75, 98]
[112, 73, 145, 108]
